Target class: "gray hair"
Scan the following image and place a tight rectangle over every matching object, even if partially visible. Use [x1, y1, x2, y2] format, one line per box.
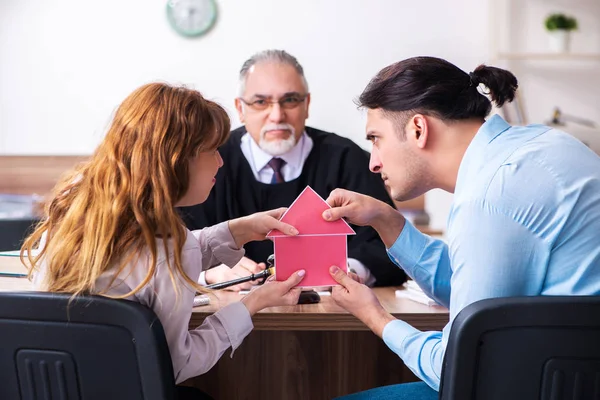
[238, 50, 309, 96]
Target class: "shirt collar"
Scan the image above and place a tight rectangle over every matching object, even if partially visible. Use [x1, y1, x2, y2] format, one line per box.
[246, 131, 307, 172]
[474, 114, 511, 145]
[455, 114, 512, 195]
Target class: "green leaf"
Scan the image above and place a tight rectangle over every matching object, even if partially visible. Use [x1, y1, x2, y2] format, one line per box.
[544, 13, 578, 31]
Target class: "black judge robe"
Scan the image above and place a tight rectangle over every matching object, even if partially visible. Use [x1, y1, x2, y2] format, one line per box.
[179, 126, 407, 286]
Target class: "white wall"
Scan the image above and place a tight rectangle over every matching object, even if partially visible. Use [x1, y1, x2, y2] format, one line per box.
[494, 0, 600, 150]
[1, 0, 598, 230]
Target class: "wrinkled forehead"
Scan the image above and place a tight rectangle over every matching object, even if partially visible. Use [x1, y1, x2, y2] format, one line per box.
[242, 62, 307, 98]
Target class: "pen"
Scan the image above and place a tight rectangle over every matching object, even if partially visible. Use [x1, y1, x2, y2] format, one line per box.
[0, 273, 28, 278]
[205, 267, 275, 290]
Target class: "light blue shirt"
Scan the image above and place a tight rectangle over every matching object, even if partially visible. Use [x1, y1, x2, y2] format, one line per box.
[383, 115, 600, 391]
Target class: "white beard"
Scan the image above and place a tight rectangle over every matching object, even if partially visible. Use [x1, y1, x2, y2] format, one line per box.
[259, 123, 297, 156]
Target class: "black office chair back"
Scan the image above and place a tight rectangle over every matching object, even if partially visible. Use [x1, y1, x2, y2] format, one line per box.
[0, 291, 177, 400]
[439, 296, 600, 400]
[0, 218, 38, 251]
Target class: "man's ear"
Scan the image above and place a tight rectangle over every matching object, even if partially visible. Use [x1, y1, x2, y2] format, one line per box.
[407, 114, 429, 149]
[234, 98, 245, 123]
[304, 93, 311, 119]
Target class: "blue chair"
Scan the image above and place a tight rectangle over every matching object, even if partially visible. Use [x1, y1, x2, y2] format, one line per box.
[439, 296, 600, 400]
[0, 291, 184, 400]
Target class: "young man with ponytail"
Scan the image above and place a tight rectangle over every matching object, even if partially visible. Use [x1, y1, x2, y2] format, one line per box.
[322, 57, 600, 399]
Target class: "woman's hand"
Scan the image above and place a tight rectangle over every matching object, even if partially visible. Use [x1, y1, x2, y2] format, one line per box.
[241, 270, 305, 316]
[228, 208, 298, 248]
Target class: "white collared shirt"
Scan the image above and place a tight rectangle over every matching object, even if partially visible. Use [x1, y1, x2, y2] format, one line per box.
[35, 223, 253, 384]
[240, 132, 313, 183]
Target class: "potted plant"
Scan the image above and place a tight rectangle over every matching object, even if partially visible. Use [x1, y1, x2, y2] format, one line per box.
[545, 13, 578, 53]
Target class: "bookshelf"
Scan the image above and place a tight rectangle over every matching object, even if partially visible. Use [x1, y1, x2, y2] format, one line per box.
[489, 1, 600, 64]
[488, 0, 600, 132]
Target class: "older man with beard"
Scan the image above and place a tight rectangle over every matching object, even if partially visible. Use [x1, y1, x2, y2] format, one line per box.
[179, 50, 406, 290]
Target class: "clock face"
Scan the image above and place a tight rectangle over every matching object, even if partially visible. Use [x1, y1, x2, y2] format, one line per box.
[166, 0, 218, 38]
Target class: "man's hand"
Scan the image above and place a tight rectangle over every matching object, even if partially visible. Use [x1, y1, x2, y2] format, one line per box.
[330, 265, 395, 337]
[228, 208, 298, 248]
[322, 189, 406, 248]
[205, 257, 266, 291]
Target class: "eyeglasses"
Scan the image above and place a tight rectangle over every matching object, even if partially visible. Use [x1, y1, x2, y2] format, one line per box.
[239, 94, 308, 111]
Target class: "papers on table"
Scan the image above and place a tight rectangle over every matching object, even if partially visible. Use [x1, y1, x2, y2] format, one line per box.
[395, 280, 439, 306]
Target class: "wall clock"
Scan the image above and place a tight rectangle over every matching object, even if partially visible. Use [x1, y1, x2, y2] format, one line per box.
[166, 0, 218, 38]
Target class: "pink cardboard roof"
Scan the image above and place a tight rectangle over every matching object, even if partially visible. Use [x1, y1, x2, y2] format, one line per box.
[267, 186, 355, 238]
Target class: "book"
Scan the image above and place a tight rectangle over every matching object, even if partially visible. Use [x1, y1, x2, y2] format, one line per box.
[0, 252, 29, 277]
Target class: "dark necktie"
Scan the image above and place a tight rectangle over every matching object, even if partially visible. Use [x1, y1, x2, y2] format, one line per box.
[268, 158, 286, 184]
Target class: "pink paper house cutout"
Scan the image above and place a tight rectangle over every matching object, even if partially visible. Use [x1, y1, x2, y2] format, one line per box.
[267, 186, 355, 287]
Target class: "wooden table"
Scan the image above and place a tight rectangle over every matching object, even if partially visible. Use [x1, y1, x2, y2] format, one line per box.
[187, 288, 448, 399]
[0, 255, 449, 399]
[190, 288, 447, 331]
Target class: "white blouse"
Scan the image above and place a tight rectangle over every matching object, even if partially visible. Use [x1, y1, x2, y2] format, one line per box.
[33, 222, 254, 383]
